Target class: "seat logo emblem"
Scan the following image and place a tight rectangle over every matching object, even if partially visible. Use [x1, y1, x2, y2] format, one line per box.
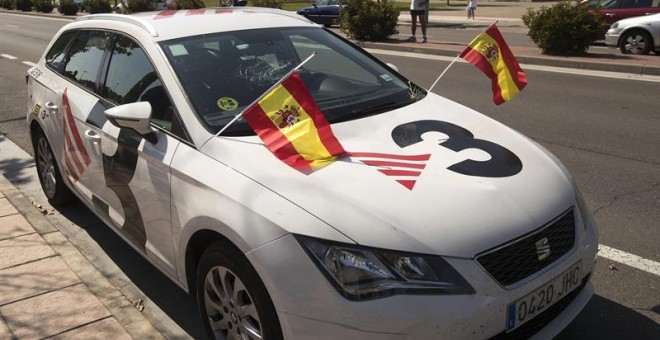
[535, 237, 551, 261]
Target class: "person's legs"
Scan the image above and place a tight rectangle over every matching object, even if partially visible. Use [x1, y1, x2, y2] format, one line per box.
[410, 13, 418, 40]
[420, 13, 427, 42]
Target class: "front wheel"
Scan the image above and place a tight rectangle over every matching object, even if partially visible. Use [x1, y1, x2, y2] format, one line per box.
[196, 243, 282, 340]
[619, 29, 652, 55]
[33, 129, 74, 206]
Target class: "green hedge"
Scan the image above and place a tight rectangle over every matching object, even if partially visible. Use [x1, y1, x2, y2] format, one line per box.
[522, 1, 607, 56]
[341, 0, 398, 41]
[87, 0, 112, 13]
[15, 0, 33, 11]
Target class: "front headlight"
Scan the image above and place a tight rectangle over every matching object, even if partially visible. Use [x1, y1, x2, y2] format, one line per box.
[611, 23, 619, 29]
[296, 235, 475, 300]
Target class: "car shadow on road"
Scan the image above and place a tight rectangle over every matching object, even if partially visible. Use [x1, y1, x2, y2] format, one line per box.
[557, 294, 660, 339]
[53, 200, 206, 339]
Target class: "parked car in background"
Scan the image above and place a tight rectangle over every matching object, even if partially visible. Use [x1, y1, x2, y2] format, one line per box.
[605, 13, 660, 54]
[296, 0, 343, 27]
[582, 0, 660, 24]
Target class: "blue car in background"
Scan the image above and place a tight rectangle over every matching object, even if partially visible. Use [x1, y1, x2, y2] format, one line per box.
[296, 0, 343, 27]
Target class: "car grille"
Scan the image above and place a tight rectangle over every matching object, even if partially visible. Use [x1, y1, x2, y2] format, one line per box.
[476, 209, 576, 287]
[489, 273, 590, 340]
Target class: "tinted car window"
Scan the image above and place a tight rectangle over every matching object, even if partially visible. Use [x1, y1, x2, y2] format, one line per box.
[103, 35, 179, 134]
[45, 31, 77, 72]
[620, 0, 650, 7]
[64, 31, 112, 92]
[104, 36, 159, 105]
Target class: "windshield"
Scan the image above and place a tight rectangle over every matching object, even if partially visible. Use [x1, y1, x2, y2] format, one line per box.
[160, 27, 424, 135]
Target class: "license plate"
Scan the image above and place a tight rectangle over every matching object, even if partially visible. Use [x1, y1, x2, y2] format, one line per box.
[506, 261, 582, 332]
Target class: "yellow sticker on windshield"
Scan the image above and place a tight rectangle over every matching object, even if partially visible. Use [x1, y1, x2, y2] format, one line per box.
[217, 97, 239, 111]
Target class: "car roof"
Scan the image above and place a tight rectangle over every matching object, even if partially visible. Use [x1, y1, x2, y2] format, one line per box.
[73, 7, 317, 41]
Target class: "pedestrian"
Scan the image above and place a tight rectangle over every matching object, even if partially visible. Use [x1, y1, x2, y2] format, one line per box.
[467, 0, 477, 19]
[407, 0, 427, 43]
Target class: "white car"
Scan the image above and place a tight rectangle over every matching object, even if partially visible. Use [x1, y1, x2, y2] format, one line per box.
[26, 8, 598, 339]
[605, 13, 660, 55]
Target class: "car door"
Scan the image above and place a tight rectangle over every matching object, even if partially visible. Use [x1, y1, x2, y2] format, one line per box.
[34, 30, 113, 209]
[90, 33, 183, 275]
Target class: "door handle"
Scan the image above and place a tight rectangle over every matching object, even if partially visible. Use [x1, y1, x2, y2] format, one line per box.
[45, 101, 58, 112]
[84, 129, 101, 142]
[605, 13, 615, 17]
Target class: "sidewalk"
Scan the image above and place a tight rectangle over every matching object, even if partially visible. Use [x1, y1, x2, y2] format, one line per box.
[0, 175, 163, 339]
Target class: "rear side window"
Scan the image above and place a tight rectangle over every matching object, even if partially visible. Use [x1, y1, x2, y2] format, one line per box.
[45, 31, 77, 72]
[63, 31, 113, 92]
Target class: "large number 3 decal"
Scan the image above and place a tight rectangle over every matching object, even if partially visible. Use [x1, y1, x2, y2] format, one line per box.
[392, 120, 522, 177]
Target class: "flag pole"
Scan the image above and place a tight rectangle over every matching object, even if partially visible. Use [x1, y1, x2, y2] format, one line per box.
[427, 54, 460, 93]
[212, 51, 317, 139]
[427, 21, 498, 93]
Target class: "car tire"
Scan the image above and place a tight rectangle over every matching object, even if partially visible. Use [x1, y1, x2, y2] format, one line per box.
[196, 243, 283, 340]
[619, 29, 652, 55]
[33, 128, 75, 206]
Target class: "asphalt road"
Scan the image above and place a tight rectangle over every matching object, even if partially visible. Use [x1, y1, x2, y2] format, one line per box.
[1, 12, 659, 339]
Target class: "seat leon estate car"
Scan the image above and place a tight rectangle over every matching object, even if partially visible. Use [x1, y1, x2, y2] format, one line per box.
[27, 7, 598, 339]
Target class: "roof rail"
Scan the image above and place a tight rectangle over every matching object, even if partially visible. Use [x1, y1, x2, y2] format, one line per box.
[75, 14, 158, 37]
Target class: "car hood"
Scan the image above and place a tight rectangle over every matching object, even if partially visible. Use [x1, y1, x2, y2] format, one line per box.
[201, 94, 576, 258]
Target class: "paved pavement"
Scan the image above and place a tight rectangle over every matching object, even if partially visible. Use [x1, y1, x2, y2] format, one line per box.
[0, 174, 163, 339]
[0, 1, 659, 338]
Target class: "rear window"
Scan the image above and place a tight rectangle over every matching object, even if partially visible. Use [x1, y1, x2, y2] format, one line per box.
[45, 31, 77, 72]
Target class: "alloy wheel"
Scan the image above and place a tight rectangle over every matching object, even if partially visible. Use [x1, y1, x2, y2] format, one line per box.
[37, 136, 57, 198]
[203, 266, 263, 340]
[621, 30, 652, 55]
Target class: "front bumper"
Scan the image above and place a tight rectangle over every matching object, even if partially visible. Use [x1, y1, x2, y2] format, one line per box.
[246, 216, 598, 339]
[605, 29, 622, 47]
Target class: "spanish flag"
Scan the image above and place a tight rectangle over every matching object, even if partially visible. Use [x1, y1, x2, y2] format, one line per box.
[460, 24, 527, 105]
[243, 72, 346, 173]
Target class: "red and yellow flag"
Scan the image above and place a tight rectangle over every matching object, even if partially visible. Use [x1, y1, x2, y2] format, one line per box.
[243, 72, 346, 173]
[460, 24, 528, 105]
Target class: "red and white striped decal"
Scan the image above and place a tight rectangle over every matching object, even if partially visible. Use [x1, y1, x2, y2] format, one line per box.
[62, 89, 90, 182]
[348, 152, 431, 190]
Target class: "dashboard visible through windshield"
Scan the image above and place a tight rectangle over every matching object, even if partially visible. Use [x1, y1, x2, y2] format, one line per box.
[160, 27, 425, 135]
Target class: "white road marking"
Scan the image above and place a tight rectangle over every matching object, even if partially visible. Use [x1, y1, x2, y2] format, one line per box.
[6, 24, 19, 28]
[22, 61, 36, 67]
[366, 48, 660, 83]
[1, 54, 18, 60]
[598, 244, 660, 277]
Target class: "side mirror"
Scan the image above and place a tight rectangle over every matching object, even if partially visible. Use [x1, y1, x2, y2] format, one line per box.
[105, 102, 157, 144]
[386, 63, 399, 72]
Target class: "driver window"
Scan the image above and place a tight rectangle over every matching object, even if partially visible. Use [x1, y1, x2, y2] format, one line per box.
[103, 35, 178, 134]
